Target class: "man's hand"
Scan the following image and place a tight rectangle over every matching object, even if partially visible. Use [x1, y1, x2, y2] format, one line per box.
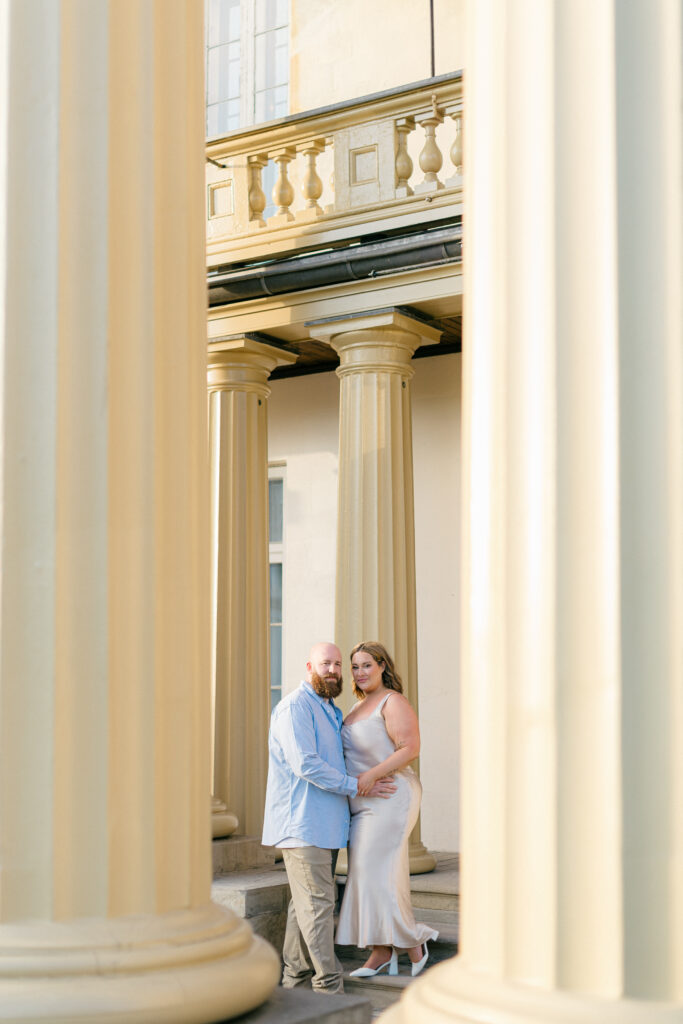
[360, 775, 396, 799]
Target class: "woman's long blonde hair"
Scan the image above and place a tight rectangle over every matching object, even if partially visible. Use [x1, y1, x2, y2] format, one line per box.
[350, 641, 404, 700]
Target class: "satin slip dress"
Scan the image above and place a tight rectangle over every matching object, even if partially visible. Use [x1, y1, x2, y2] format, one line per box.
[335, 692, 438, 949]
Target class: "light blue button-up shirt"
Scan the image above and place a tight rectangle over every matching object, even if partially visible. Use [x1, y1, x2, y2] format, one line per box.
[262, 681, 358, 849]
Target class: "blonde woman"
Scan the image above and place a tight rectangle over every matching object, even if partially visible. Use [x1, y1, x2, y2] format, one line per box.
[335, 641, 437, 977]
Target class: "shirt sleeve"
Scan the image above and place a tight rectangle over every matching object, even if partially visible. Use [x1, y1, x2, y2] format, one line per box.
[277, 702, 358, 797]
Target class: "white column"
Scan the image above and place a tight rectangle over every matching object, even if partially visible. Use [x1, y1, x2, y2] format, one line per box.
[208, 337, 296, 839]
[310, 308, 441, 874]
[0, 3, 279, 1020]
[384, 0, 683, 1020]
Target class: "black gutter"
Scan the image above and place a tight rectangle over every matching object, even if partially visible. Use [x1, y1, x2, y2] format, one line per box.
[208, 223, 462, 307]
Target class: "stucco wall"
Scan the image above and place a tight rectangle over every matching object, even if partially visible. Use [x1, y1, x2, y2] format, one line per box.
[290, 0, 466, 113]
[267, 352, 461, 852]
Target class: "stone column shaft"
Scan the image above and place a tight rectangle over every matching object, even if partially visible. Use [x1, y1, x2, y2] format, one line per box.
[208, 337, 296, 839]
[0, 3, 278, 1019]
[385, 0, 683, 1020]
[310, 309, 441, 874]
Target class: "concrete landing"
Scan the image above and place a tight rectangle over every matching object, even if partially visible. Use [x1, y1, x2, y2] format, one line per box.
[223, 985, 371, 1024]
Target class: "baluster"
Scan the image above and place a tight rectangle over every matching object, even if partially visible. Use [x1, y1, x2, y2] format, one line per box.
[327, 136, 335, 212]
[395, 116, 415, 198]
[445, 107, 463, 187]
[247, 152, 268, 228]
[296, 138, 325, 220]
[415, 94, 445, 193]
[269, 147, 296, 224]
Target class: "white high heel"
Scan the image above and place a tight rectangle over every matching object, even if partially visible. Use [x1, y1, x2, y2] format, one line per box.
[350, 947, 398, 977]
[411, 941, 430, 977]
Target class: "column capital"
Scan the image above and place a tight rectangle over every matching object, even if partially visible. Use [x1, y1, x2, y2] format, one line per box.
[207, 334, 297, 395]
[307, 308, 441, 379]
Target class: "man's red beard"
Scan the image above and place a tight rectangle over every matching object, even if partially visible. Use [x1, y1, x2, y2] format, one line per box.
[310, 670, 343, 699]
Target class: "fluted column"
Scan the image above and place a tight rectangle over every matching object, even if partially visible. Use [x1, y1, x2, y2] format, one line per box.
[208, 337, 296, 839]
[384, 0, 683, 1020]
[310, 309, 441, 875]
[0, 2, 279, 1020]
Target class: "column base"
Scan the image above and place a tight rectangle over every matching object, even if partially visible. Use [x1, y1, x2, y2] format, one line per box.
[408, 840, 437, 874]
[0, 902, 279, 1023]
[380, 958, 683, 1024]
[212, 796, 239, 838]
[335, 841, 436, 876]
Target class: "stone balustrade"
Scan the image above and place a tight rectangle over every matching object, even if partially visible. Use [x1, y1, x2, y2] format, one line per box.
[206, 72, 462, 268]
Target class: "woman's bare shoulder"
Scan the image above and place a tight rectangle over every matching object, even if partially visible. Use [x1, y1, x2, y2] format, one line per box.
[381, 691, 414, 713]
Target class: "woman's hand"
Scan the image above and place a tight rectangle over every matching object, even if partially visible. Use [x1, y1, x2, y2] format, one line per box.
[357, 769, 396, 796]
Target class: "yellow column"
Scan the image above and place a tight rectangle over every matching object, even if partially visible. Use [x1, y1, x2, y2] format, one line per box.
[208, 337, 296, 839]
[310, 309, 441, 874]
[0, 2, 278, 1019]
[384, 0, 683, 1020]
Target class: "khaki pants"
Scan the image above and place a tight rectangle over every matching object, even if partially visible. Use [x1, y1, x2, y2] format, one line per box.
[281, 846, 343, 993]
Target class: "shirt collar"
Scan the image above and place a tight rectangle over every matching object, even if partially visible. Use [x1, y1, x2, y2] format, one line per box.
[302, 680, 331, 705]
[301, 681, 342, 720]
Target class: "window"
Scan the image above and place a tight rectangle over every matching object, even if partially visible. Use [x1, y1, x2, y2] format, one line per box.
[254, 0, 289, 124]
[206, 0, 289, 138]
[269, 469, 285, 708]
[206, 0, 242, 136]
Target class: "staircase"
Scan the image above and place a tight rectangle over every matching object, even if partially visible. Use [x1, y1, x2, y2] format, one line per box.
[211, 840, 459, 1020]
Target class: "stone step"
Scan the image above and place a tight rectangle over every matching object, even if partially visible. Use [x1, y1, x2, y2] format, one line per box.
[212, 863, 290, 951]
[407, 852, 459, 915]
[335, 925, 457, 1013]
[212, 834, 280, 875]
[216, 985, 371, 1024]
[336, 852, 458, 906]
[337, 929, 457, 971]
[210, 847, 460, 965]
[337, 950, 446, 1014]
[341, 973, 410, 1015]
[335, 850, 460, 941]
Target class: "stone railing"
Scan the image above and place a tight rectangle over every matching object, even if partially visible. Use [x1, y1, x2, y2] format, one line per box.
[206, 72, 462, 268]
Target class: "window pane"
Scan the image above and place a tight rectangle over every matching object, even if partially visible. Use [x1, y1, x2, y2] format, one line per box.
[207, 0, 240, 46]
[255, 89, 276, 125]
[256, 0, 288, 33]
[270, 624, 282, 708]
[275, 37, 288, 84]
[254, 32, 267, 91]
[269, 478, 283, 543]
[273, 84, 288, 118]
[206, 99, 240, 137]
[276, 0, 288, 27]
[270, 563, 282, 622]
[255, 29, 288, 91]
[228, 57, 240, 97]
[207, 44, 240, 103]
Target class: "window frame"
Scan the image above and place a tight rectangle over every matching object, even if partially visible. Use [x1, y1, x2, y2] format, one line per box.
[268, 463, 286, 709]
[205, 0, 290, 138]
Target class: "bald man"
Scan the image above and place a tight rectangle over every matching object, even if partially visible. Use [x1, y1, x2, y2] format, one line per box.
[262, 641, 395, 994]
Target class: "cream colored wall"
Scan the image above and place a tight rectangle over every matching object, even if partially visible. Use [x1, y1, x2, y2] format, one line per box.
[290, 0, 465, 113]
[267, 353, 461, 852]
[268, 372, 340, 691]
[412, 353, 461, 853]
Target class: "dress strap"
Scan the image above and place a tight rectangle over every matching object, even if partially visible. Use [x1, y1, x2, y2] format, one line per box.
[375, 692, 394, 715]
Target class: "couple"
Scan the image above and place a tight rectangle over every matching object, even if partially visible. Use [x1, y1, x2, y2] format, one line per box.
[262, 640, 437, 994]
